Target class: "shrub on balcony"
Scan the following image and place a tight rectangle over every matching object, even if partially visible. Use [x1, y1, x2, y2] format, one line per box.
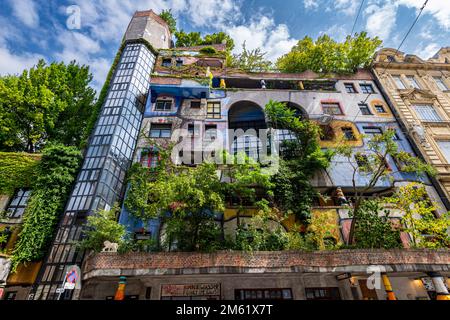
[79, 206, 126, 253]
[352, 200, 402, 249]
[387, 183, 450, 249]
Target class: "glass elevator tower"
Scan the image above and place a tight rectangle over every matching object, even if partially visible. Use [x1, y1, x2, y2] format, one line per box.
[30, 10, 171, 300]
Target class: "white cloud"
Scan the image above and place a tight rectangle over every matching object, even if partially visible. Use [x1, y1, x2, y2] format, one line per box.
[334, 0, 359, 16]
[304, 0, 319, 10]
[55, 30, 108, 90]
[319, 24, 348, 42]
[0, 47, 43, 76]
[414, 42, 440, 60]
[364, 3, 397, 40]
[397, 0, 450, 30]
[228, 16, 298, 62]
[8, 0, 39, 28]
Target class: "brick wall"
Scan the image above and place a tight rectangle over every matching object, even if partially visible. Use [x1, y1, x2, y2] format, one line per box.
[83, 250, 450, 278]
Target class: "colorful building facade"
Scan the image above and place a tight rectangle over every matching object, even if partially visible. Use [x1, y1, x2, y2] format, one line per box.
[2, 10, 449, 301]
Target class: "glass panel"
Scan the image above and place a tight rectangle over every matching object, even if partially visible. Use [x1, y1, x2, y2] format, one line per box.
[413, 105, 442, 122]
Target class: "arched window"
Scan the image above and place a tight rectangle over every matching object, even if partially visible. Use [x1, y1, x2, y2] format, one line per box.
[228, 101, 267, 161]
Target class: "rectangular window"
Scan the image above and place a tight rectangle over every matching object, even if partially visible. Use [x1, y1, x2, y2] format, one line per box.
[162, 58, 172, 67]
[322, 103, 343, 115]
[188, 124, 200, 137]
[437, 141, 450, 164]
[363, 127, 383, 136]
[342, 127, 356, 140]
[305, 288, 341, 301]
[150, 124, 172, 138]
[6, 189, 31, 219]
[235, 289, 293, 300]
[360, 83, 375, 94]
[413, 105, 442, 122]
[155, 99, 173, 111]
[190, 101, 201, 109]
[374, 104, 387, 113]
[176, 59, 183, 67]
[204, 125, 218, 141]
[344, 83, 357, 93]
[207, 102, 221, 119]
[393, 76, 406, 89]
[434, 77, 448, 91]
[359, 104, 372, 115]
[407, 76, 421, 89]
[141, 153, 159, 168]
[5, 292, 17, 301]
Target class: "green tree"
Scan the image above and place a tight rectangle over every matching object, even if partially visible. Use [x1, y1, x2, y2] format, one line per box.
[265, 100, 331, 221]
[174, 30, 203, 47]
[221, 152, 274, 227]
[202, 32, 235, 51]
[387, 183, 450, 248]
[352, 200, 402, 249]
[228, 42, 272, 72]
[159, 9, 177, 34]
[79, 206, 126, 252]
[276, 32, 382, 74]
[174, 30, 234, 51]
[125, 144, 225, 252]
[335, 129, 436, 244]
[0, 60, 96, 152]
[307, 210, 341, 250]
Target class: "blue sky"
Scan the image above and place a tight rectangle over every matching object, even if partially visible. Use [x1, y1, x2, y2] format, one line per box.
[0, 0, 449, 91]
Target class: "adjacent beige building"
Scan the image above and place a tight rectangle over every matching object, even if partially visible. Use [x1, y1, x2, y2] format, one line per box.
[373, 48, 450, 209]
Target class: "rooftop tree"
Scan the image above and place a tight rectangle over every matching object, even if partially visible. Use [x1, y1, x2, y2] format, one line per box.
[227, 42, 273, 72]
[159, 9, 177, 34]
[276, 32, 382, 74]
[174, 30, 235, 51]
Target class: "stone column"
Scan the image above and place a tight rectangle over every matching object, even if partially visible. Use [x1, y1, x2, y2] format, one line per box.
[382, 273, 397, 300]
[428, 272, 450, 301]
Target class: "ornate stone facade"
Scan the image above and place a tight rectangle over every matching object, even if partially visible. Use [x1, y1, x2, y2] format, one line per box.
[373, 48, 450, 209]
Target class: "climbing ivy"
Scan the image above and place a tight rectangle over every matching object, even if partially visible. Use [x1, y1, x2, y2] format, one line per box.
[0, 152, 40, 196]
[265, 100, 331, 222]
[10, 144, 82, 270]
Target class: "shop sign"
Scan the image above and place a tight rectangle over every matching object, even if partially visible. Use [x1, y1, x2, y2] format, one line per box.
[161, 283, 221, 297]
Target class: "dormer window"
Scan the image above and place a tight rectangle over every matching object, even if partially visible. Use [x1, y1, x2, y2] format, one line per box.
[387, 55, 395, 62]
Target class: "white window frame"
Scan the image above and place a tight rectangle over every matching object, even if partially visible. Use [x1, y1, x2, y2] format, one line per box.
[392, 75, 406, 89]
[434, 77, 448, 91]
[437, 141, 450, 164]
[406, 75, 421, 89]
[413, 104, 443, 122]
